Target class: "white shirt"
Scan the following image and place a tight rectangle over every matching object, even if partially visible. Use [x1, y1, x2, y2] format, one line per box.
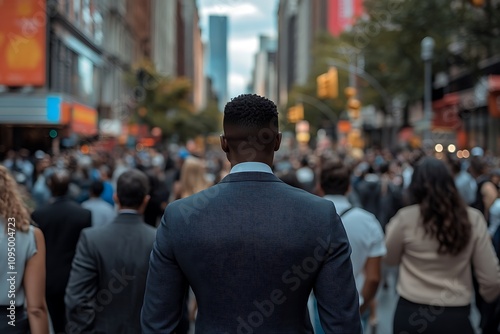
[82, 198, 117, 227]
[324, 194, 387, 304]
[230, 162, 273, 174]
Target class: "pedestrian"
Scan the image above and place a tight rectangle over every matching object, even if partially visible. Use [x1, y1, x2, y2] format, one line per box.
[141, 94, 361, 333]
[385, 157, 500, 334]
[31, 170, 91, 333]
[320, 159, 386, 333]
[81, 180, 116, 227]
[65, 169, 156, 333]
[0, 166, 49, 334]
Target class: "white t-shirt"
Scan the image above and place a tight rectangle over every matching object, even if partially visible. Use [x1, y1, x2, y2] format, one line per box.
[324, 195, 387, 305]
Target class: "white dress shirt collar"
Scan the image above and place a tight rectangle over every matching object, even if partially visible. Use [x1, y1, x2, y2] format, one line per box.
[230, 162, 273, 174]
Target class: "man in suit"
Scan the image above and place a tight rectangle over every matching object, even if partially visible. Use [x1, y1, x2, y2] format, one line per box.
[65, 169, 156, 334]
[31, 169, 92, 333]
[141, 94, 361, 333]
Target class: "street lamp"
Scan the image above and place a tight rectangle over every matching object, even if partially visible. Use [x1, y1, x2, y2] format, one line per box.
[421, 36, 435, 147]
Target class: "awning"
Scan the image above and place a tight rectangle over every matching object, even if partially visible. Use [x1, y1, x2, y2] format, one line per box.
[0, 94, 98, 136]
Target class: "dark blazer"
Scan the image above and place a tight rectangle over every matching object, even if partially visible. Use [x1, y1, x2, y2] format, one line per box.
[31, 197, 92, 296]
[65, 213, 156, 334]
[31, 197, 91, 332]
[141, 172, 361, 333]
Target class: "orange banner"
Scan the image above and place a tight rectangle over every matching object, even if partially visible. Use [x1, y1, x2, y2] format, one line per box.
[72, 103, 98, 136]
[0, 0, 47, 86]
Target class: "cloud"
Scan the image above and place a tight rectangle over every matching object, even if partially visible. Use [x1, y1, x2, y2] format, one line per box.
[199, 2, 260, 19]
[227, 37, 259, 97]
[228, 73, 248, 97]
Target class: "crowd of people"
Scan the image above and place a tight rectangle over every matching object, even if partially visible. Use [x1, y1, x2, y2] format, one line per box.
[0, 94, 500, 333]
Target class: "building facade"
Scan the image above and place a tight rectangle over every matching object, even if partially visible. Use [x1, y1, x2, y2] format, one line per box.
[251, 36, 278, 102]
[183, 0, 205, 112]
[0, 0, 105, 152]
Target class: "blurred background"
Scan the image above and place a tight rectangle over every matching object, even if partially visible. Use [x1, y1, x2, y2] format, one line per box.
[0, 0, 499, 158]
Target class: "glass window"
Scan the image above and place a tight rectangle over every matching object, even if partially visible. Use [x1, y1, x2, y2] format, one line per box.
[73, 0, 81, 25]
[78, 56, 94, 100]
[93, 12, 103, 45]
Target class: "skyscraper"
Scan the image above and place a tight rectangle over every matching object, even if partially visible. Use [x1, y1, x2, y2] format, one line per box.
[208, 15, 228, 110]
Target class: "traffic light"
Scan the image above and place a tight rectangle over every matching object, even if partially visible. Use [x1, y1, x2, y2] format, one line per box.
[49, 129, 58, 139]
[347, 97, 361, 119]
[287, 103, 304, 123]
[317, 67, 338, 99]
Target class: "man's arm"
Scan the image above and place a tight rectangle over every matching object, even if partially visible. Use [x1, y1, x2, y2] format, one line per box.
[359, 256, 382, 314]
[141, 208, 189, 333]
[360, 215, 386, 313]
[314, 207, 362, 333]
[65, 231, 98, 334]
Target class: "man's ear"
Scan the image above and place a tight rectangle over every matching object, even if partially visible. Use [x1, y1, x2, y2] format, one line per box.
[220, 134, 229, 153]
[274, 132, 282, 152]
[142, 195, 151, 208]
[113, 193, 119, 206]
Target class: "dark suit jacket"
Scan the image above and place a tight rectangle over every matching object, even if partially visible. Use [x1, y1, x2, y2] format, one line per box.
[141, 172, 361, 333]
[65, 213, 156, 334]
[31, 197, 92, 297]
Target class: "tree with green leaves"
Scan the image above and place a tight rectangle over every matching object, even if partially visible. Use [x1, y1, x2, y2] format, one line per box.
[126, 60, 221, 143]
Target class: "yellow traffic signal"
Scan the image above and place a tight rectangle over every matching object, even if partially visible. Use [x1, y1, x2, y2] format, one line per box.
[287, 103, 304, 123]
[317, 67, 338, 99]
[347, 97, 361, 119]
[344, 87, 357, 98]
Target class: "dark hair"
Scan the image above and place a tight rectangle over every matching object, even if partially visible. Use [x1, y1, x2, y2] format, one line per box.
[320, 160, 351, 196]
[277, 171, 303, 189]
[409, 157, 471, 255]
[90, 180, 104, 197]
[49, 170, 70, 197]
[116, 169, 150, 209]
[223, 94, 279, 132]
[447, 155, 461, 175]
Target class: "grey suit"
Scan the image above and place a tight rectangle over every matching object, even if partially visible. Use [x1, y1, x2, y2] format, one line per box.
[65, 213, 156, 334]
[141, 172, 361, 333]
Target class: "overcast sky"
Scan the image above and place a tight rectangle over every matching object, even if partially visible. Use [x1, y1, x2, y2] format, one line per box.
[197, 0, 279, 100]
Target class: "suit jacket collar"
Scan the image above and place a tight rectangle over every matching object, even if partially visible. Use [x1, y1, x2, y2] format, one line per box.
[219, 172, 283, 184]
[112, 212, 144, 224]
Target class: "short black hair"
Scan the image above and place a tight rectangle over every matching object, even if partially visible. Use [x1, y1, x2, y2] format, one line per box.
[49, 170, 70, 197]
[116, 169, 150, 209]
[320, 160, 351, 196]
[223, 94, 279, 131]
[90, 180, 104, 197]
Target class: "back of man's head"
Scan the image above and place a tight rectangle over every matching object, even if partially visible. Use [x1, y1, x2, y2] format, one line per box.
[116, 169, 150, 210]
[222, 94, 280, 161]
[48, 169, 70, 197]
[320, 160, 351, 196]
[90, 180, 105, 198]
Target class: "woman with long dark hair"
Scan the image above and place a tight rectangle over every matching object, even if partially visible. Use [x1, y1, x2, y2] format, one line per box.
[385, 157, 500, 334]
